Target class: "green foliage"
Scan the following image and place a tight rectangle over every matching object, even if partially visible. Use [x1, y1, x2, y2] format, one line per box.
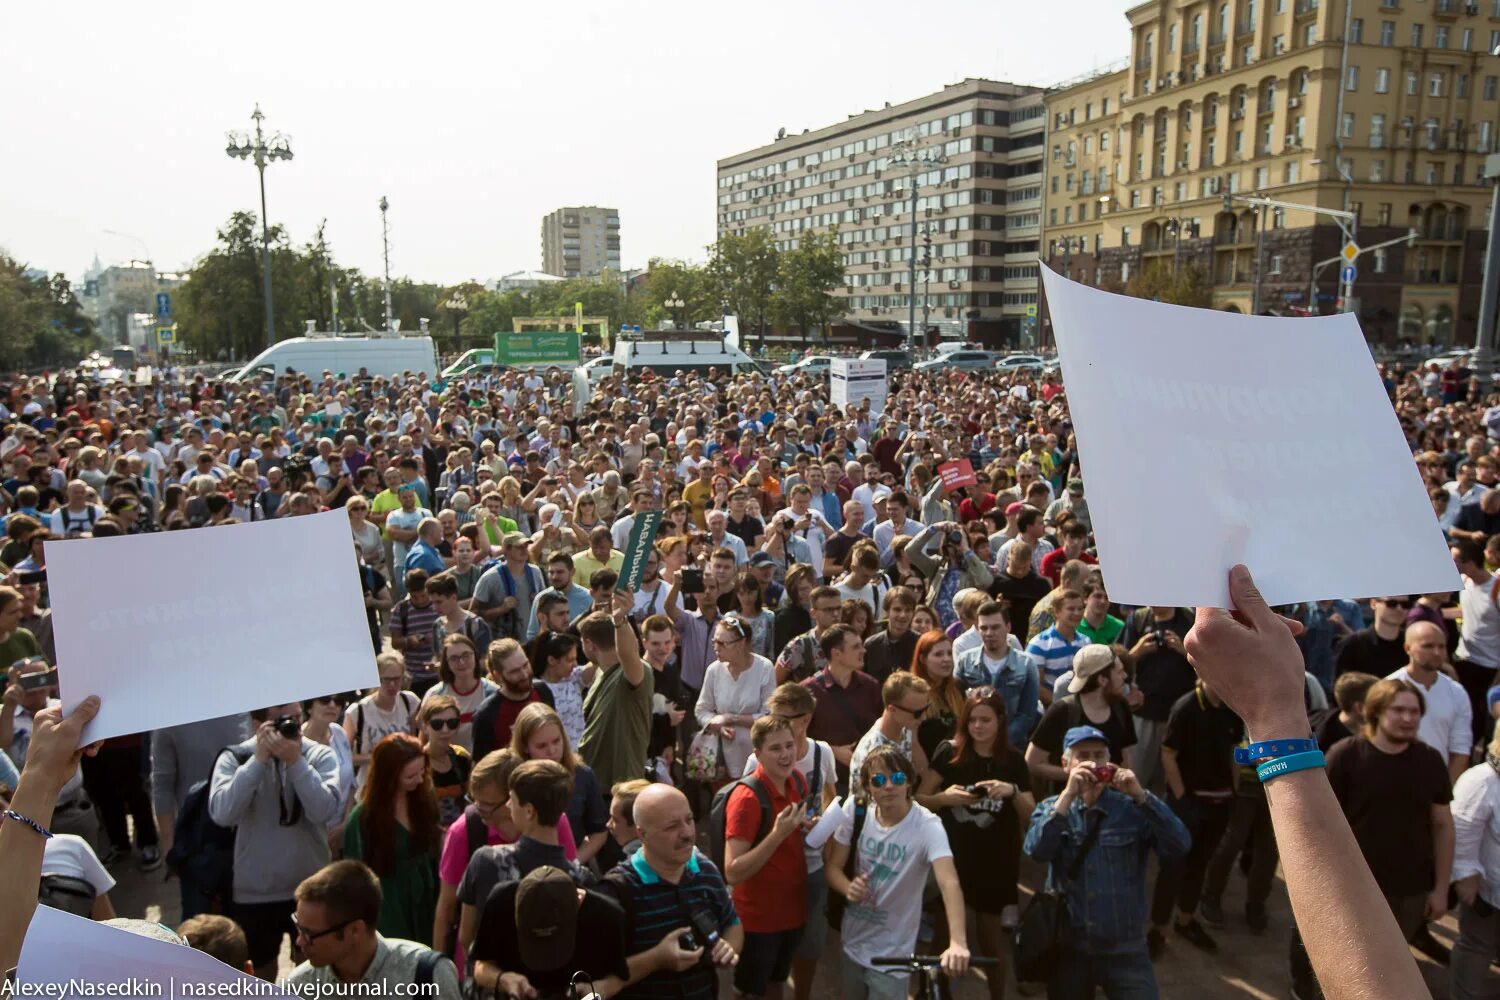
[1123, 262, 1214, 308]
[0, 256, 98, 370]
[707, 229, 780, 349]
[773, 231, 846, 342]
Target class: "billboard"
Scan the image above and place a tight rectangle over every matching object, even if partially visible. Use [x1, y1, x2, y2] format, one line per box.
[493, 331, 581, 366]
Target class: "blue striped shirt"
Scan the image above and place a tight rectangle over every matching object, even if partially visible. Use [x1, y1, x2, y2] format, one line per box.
[599, 848, 739, 999]
[1026, 626, 1092, 690]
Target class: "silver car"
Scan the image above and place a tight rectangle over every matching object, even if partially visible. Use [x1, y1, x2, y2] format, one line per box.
[914, 350, 1001, 372]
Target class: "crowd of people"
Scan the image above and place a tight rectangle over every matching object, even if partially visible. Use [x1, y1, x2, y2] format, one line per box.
[0, 350, 1493, 999]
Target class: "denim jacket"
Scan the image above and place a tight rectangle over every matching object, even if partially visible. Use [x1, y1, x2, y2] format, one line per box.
[954, 646, 1041, 747]
[1024, 789, 1191, 954]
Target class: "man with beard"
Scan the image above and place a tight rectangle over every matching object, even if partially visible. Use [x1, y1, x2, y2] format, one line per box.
[630, 548, 679, 621]
[471, 639, 554, 760]
[1290, 679, 1454, 997]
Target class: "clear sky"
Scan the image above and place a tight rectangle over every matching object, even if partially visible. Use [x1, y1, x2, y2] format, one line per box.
[3, 0, 1128, 286]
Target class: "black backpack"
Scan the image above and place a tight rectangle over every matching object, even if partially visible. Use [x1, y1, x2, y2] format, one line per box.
[706, 769, 809, 876]
[38, 874, 97, 916]
[165, 745, 253, 897]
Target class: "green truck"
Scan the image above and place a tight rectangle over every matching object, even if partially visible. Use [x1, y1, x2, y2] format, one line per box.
[441, 331, 581, 378]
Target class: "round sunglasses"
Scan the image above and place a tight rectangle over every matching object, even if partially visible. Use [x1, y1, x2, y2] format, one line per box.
[869, 771, 907, 788]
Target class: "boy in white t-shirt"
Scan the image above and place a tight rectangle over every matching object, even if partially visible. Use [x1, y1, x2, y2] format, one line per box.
[743, 683, 839, 1000]
[826, 744, 970, 1000]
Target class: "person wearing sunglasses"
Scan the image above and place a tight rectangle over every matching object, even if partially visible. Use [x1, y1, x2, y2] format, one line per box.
[300, 694, 354, 845]
[1332, 596, 1416, 682]
[828, 744, 971, 999]
[419, 696, 472, 829]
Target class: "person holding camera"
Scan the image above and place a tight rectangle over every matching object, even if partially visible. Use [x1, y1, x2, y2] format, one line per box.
[906, 521, 994, 629]
[208, 701, 343, 980]
[1120, 605, 1197, 792]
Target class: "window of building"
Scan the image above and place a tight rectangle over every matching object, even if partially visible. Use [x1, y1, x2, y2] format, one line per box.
[1430, 73, 1446, 97]
[1100, 130, 1110, 150]
[1375, 67, 1390, 93]
[1463, 28, 1474, 51]
[1481, 121, 1494, 152]
[1234, 130, 1244, 155]
[1371, 113, 1386, 146]
[1273, 33, 1286, 53]
[1286, 161, 1301, 183]
[1487, 76, 1499, 100]
[1168, 24, 1177, 52]
[1370, 158, 1385, 182]
[1352, 18, 1363, 43]
[1342, 112, 1355, 138]
[1380, 20, 1395, 46]
[1412, 24, 1424, 48]
[1255, 166, 1269, 189]
[1347, 65, 1358, 91]
[1378, 202, 1392, 225]
[1426, 162, 1440, 184]
[1436, 26, 1449, 50]
[1373, 248, 1388, 273]
[1407, 71, 1420, 96]
[1304, 24, 1317, 46]
[1461, 74, 1471, 98]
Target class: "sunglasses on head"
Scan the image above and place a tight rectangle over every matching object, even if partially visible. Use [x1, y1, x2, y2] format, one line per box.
[427, 717, 460, 731]
[869, 771, 907, 788]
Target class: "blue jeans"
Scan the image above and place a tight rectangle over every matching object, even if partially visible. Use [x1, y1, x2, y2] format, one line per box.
[1048, 943, 1158, 1000]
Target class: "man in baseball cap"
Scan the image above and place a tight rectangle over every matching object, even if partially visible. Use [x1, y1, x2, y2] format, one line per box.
[470, 866, 631, 997]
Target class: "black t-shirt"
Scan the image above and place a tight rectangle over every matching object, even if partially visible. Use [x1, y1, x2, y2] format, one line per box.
[1454, 503, 1500, 537]
[649, 656, 686, 756]
[864, 629, 917, 684]
[1313, 710, 1354, 753]
[928, 741, 1032, 907]
[1326, 736, 1452, 896]
[1031, 695, 1137, 765]
[1161, 688, 1244, 794]
[823, 531, 861, 573]
[471, 883, 631, 993]
[989, 571, 1056, 644]
[1120, 609, 1198, 721]
[725, 513, 764, 548]
[1333, 629, 1408, 680]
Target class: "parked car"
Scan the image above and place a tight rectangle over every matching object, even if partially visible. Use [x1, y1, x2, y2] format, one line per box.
[913, 350, 1000, 373]
[775, 355, 834, 376]
[995, 353, 1046, 372]
[858, 349, 912, 370]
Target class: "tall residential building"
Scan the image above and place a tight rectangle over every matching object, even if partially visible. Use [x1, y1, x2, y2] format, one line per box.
[78, 257, 184, 346]
[540, 207, 621, 277]
[1043, 0, 1500, 346]
[717, 78, 1047, 345]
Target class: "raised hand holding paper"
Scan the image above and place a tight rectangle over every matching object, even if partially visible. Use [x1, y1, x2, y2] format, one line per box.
[46, 509, 377, 742]
[1039, 266, 1456, 608]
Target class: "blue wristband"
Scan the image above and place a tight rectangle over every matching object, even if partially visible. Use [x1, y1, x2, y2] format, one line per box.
[1256, 750, 1325, 783]
[1234, 737, 1317, 765]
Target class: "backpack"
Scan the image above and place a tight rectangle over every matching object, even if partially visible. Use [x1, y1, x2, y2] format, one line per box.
[166, 745, 253, 897]
[825, 797, 867, 931]
[38, 874, 97, 916]
[706, 769, 809, 876]
[352, 691, 420, 755]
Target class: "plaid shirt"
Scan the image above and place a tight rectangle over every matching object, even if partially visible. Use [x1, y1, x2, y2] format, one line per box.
[1024, 789, 1190, 954]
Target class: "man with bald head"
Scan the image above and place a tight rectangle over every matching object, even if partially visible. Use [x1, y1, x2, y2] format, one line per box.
[597, 784, 742, 998]
[1390, 620, 1474, 784]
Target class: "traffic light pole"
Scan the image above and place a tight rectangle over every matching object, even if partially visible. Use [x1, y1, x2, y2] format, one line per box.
[1229, 194, 1357, 312]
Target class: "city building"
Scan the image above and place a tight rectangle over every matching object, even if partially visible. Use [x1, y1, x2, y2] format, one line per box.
[716, 78, 1048, 345]
[79, 256, 184, 347]
[1043, 0, 1500, 346]
[540, 207, 621, 277]
[490, 269, 566, 293]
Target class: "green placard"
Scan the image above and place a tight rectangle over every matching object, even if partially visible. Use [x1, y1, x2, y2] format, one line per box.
[493, 331, 581, 366]
[616, 511, 664, 593]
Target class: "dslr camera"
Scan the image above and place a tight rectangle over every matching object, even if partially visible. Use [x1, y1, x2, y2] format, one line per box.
[274, 715, 301, 740]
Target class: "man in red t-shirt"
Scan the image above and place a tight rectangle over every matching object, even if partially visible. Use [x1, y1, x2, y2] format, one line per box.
[724, 716, 810, 1000]
[1040, 520, 1097, 586]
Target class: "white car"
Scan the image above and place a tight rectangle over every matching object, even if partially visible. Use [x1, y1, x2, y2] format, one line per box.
[578, 356, 617, 385]
[774, 355, 834, 376]
[996, 354, 1046, 372]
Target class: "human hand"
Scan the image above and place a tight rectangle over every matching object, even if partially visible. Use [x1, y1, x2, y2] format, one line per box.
[939, 941, 971, 978]
[720, 724, 736, 742]
[253, 723, 277, 763]
[654, 928, 703, 971]
[19, 696, 101, 794]
[500, 596, 518, 612]
[1112, 767, 1147, 804]
[266, 728, 302, 764]
[497, 972, 536, 999]
[771, 802, 807, 842]
[710, 936, 738, 966]
[845, 873, 871, 904]
[1426, 886, 1450, 922]
[2, 671, 22, 710]
[944, 784, 979, 807]
[1129, 633, 1158, 657]
[1126, 687, 1145, 709]
[1456, 874, 1480, 907]
[1160, 630, 1185, 654]
[1061, 760, 1098, 800]
[1184, 565, 1310, 741]
[668, 707, 687, 726]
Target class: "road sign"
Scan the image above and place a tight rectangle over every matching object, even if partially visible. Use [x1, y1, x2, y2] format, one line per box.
[1341, 241, 1359, 263]
[1025, 304, 1037, 318]
[155, 292, 171, 318]
[1340, 263, 1357, 283]
[156, 327, 175, 345]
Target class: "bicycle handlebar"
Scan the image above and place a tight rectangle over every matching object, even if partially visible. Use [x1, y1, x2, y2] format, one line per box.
[870, 954, 1000, 968]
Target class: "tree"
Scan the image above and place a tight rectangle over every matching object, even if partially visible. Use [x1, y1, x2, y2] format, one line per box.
[636, 258, 715, 330]
[175, 212, 280, 360]
[707, 229, 779, 351]
[773, 232, 846, 342]
[0, 257, 97, 369]
[1124, 262, 1214, 308]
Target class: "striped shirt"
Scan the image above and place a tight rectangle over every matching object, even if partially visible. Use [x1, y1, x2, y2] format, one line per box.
[598, 848, 739, 1000]
[1026, 626, 1092, 691]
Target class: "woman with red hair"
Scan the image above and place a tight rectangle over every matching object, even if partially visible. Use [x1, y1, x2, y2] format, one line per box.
[911, 629, 966, 761]
[342, 733, 442, 944]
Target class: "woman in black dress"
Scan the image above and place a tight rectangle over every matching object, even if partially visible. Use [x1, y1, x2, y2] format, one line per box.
[916, 685, 1035, 999]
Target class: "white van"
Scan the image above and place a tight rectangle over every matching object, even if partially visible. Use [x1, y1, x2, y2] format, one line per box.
[608, 334, 762, 377]
[225, 335, 438, 382]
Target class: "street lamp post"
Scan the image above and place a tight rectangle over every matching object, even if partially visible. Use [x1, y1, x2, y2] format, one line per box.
[664, 292, 686, 330]
[379, 197, 394, 334]
[889, 130, 946, 354]
[920, 231, 933, 343]
[1162, 217, 1200, 273]
[225, 105, 293, 352]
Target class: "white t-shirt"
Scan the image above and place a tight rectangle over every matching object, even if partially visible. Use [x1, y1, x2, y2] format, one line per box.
[834, 576, 889, 617]
[41, 833, 115, 896]
[744, 738, 838, 872]
[834, 802, 953, 974]
[1389, 667, 1474, 761]
[350, 691, 419, 790]
[849, 724, 914, 787]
